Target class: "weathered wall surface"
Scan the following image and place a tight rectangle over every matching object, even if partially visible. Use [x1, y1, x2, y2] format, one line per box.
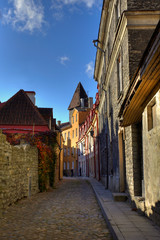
[0, 132, 39, 210]
[54, 132, 63, 186]
[127, 0, 160, 10]
[128, 29, 154, 80]
[142, 90, 160, 226]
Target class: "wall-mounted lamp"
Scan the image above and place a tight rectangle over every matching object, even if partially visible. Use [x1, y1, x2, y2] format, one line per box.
[93, 39, 107, 92]
[92, 39, 105, 53]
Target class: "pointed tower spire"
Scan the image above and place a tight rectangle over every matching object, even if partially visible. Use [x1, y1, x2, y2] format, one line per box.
[68, 82, 88, 110]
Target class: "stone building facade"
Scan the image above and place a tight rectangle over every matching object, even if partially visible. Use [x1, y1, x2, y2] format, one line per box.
[0, 131, 39, 210]
[143, 91, 160, 225]
[94, 0, 160, 193]
[119, 21, 160, 226]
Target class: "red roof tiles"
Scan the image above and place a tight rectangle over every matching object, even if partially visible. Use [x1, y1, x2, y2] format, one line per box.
[0, 90, 47, 126]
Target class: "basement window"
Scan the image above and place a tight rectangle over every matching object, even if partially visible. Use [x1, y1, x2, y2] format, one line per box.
[147, 99, 156, 131]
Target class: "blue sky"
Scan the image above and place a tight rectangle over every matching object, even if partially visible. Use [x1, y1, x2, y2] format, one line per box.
[0, 0, 102, 123]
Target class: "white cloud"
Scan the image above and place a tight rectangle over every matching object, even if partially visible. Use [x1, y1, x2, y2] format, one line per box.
[86, 61, 94, 78]
[51, 0, 102, 20]
[2, 0, 45, 33]
[59, 56, 70, 65]
[82, 0, 96, 8]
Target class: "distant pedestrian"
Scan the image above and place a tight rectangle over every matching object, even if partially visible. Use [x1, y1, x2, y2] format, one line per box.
[71, 169, 73, 177]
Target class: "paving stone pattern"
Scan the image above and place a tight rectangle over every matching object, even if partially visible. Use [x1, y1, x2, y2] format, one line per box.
[0, 179, 113, 240]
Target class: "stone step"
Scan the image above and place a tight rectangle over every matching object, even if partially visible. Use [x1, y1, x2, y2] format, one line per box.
[112, 192, 128, 202]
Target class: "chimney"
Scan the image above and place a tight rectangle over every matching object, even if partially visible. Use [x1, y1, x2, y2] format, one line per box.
[57, 120, 61, 127]
[26, 91, 36, 105]
[88, 97, 93, 108]
[80, 98, 84, 108]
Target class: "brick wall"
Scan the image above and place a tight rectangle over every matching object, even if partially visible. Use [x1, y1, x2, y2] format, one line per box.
[0, 132, 38, 210]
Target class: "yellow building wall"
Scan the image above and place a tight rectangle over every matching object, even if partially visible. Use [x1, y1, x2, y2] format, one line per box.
[62, 108, 90, 176]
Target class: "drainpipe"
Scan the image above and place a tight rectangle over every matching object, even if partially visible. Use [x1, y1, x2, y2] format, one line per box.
[58, 128, 63, 181]
[93, 127, 96, 179]
[96, 112, 100, 181]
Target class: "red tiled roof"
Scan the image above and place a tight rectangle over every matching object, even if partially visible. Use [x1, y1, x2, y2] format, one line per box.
[68, 82, 88, 110]
[0, 102, 6, 109]
[0, 90, 47, 126]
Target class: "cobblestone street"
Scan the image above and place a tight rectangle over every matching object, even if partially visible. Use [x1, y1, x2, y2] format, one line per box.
[0, 179, 113, 240]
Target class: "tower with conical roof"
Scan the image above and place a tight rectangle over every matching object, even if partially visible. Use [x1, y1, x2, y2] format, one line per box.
[68, 82, 88, 123]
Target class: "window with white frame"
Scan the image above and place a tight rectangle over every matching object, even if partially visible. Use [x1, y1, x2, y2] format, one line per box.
[72, 130, 74, 138]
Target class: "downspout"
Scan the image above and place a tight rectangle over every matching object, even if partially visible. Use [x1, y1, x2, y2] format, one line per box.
[76, 142, 79, 176]
[59, 131, 61, 180]
[93, 126, 96, 179]
[58, 128, 62, 181]
[96, 112, 100, 181]
[86, 136, 89, 177]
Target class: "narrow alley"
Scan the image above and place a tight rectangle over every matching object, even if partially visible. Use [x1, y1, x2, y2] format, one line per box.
[0, 179, 113, 240]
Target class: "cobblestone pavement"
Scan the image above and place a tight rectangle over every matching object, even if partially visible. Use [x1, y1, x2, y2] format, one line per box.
[0, 179, 113, 240]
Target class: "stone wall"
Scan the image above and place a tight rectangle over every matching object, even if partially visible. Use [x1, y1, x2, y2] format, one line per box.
[0, 132, 39, 210]
[142, 90, 160, 226]
[128, 29, 154, 80]
[127, 0, 160, 10]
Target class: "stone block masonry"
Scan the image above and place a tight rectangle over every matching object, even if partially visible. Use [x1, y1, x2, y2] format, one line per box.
[0, 131, 39, 210]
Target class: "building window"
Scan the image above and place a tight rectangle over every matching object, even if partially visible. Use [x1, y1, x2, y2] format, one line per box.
[67, 162, 69, 170]
[76, 128, 78, 137]
[72, 161, 74, 169]
[78, 148, 80, 156]
[68, 131, 70, 139]
[68, 147, 70, 156]
[117, 54, 123, 98]
[64, 162, 66, 170]
[148, 99, 156, 131]
[72, 147, 74, 155]
[72, 130, 74, 138]
[73, 116, 74, 124]
[76, 114, 77, 122]
[80, 143, 83, 155]
[64, 148, 66, 157]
